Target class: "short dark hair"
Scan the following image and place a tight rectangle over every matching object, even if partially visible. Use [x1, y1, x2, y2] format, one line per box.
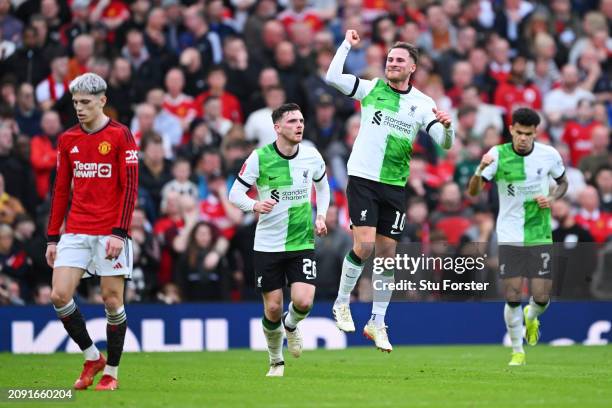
[271, 103, 301, 123]
[389, 42, 419, 64]
[511, 108, 540, 127]
[140, 130, 163, 152]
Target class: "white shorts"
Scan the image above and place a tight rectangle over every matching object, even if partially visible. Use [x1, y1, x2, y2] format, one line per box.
[55, 233, 133, 279]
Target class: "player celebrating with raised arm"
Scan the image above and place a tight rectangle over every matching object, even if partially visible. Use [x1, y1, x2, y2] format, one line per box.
[229, 103, 330, 377]
[325, 30, 455, 351]
[468, 108, 568, 366]
[46, 73, 139, 390]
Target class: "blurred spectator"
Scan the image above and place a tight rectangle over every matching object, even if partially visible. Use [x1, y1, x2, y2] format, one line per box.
[0, 273, 24, 305]
[30, 110, 61, 201]
[552, 198, 597, 299]
[0, 173, 24, 224]
[575, 185, 612, 243]
[34, 51, 68, 111]
[0, 223, 31, 300]
[493, 0, 534, 53]
[160, 157, 199, 209]
[401, 197, 431, 246]
[106, 57, 136, 125]
[157, 282, 182, 304]
[446, 61, 474, 108]
[594, 166, 612, 213]
[197, 66, 243, 124]
[525, 33, 560, 95]
[221, 36, 260, 113]
[175, 221, 230, 301]
[115, 0, 150, 48]
[13, 213, 49, 289]
[206, 0, 237, 41]
[180, 4, 222, 68]
[129, 207, 160, 302]
[139, 131, 173, 214]
[303, 47, 355, 120]
[177, 119, 220, 165]
[438, 26, 477, 88]
[561, 98, 601, 166]
[453, 106, 478, 141]
[33, 283, 52, 305]
[122, 30, 164, 102]
[487, 38, 511, 84]
[243, 0, 278, 58]
[453, 138, 482, 189]
[200, 172, 243, 239]
[66, 34, 93, 82]
[315, 205, 352, 299]
[163, 67, 197, 131]
[578, 125, 611, 181]
[430, 182, 473, 246]
[456, 84, 504, 136]
[418, 3, 457, 60]
[273, 41, 306, 110]
[278, 0, 323, 34]
[555, 143, 586, 203]
[493, 55, 542, 126]
[179, 47, 207, 97]
[3, 26, 49, 85]
[247, 66, 281, 115]
[13, 83, 42, 137]
[58, 0, 91, 50]
[0, 0, 22, 44]
[202, 95, 233, 136]
[0, 125, 36, 214]
[543, 64, 594, 126]
[304, 93, 343, 151]
[326, 113, 359, 190]
[154, 191, 186, 286]
[245, 85, 285, 148]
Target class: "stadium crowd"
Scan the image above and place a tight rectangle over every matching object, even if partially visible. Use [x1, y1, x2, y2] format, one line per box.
[0, 0, 610, 305]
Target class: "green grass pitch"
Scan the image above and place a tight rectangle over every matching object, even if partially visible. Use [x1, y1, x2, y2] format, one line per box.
[1, 345, 611, 407]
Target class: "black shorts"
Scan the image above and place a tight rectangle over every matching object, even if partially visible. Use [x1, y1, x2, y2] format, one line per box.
[498, 245, 554, 280]
[347, 176, 407, 241]
[253, 249, 317, 293]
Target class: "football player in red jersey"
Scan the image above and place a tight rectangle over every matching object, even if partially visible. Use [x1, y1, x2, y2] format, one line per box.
[45, 73, 138, 391]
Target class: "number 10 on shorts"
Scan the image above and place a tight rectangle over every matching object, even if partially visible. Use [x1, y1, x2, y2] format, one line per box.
[303, 259, 317, 280]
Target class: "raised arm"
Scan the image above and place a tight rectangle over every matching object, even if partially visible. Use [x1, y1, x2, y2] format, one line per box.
[325, 30, 362, 96]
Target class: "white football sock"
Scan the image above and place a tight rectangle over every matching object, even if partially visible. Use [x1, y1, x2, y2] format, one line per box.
[83, 344, 100, 361]
[262, 319, 284, 364]
[103, 365, 118, 379]
[335, 252, 364, 305]
[284, 302, 310, 330]
[504, 303, 524, 353]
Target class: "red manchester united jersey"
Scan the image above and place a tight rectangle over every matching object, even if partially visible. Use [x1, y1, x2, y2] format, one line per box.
[47, 119, 139, 241]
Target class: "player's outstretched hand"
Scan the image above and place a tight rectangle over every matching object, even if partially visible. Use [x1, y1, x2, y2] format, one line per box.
[254, 199, 277, 214]
[479, 153, 495, 171]
[534, 195, 552, 209]
[105, 235, 124, 260]
[345, 30, 360, 46]
[45, 244, 57, 268]
[432, 108, 452, 128]
[315, 215, 327, 236]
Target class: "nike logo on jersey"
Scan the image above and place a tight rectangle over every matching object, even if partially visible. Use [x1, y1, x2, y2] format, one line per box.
[390, 230, 402, 235]
[376, 97, 387, 101]
[70, 146, 79, 154]
[269, 176, 279, 180]
[538, 270, 550, 276]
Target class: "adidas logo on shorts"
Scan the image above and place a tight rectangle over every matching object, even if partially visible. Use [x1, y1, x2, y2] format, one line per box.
[113, 262, 123, 270]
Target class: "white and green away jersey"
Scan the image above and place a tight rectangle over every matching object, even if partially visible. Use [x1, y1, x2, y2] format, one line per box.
[237, 142, 326, 252]
[347, 78, 444, 186]
[481, 142, 565, 245]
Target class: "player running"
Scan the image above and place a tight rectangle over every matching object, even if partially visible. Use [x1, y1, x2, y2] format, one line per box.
[325, 30, 455, 351]
[468, 108, 568, 366]
[46, 73, 138, 390]
[229, 103, 330, 377]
